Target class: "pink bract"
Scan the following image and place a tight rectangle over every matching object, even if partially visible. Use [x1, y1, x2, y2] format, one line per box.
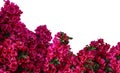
[0, 0, 119, 73]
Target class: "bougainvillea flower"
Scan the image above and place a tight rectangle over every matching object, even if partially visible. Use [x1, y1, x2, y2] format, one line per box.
[0, 0, 120, 73]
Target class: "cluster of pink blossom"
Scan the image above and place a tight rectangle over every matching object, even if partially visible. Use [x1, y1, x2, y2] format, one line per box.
[0, 0, 120, 73]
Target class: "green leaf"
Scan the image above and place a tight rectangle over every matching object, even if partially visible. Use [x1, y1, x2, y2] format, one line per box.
[87, 46, 96, 50]
[67, 36, 73, 40]
[18, 51, 28, 59]
[93, 62, 100, 72]
[116, 55, 120, 60]
[105, 67, 113, 72]
[70, 65, 75, 70]
[3, 32, 10, 37]
[50, 58, 60, 66]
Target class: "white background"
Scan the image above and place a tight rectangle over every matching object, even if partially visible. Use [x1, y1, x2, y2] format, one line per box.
[0, 0, 120, 54]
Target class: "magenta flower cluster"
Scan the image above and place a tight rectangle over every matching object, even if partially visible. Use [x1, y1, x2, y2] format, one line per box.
[0, 0, 120, 73]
